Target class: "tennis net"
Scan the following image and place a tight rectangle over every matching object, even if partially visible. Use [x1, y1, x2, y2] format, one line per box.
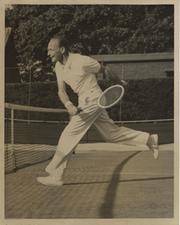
[5, 103, 68, 173]
[5, 103, 174, 173]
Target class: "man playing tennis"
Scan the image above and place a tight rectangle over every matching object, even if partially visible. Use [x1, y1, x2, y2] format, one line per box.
[37, 33, 159, 186]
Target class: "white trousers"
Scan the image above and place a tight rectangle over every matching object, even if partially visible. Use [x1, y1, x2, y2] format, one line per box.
[47, 87, 150, 178]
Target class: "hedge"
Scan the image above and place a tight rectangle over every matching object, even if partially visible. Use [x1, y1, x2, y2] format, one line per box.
[5, 78, 173, 121]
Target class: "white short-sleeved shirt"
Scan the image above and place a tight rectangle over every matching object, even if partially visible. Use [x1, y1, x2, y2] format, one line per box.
[55, 53, 101, 95]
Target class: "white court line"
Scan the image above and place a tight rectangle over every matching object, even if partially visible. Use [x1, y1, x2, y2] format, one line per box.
[75, 143, 174, 153]
[5, 143, 174, 152]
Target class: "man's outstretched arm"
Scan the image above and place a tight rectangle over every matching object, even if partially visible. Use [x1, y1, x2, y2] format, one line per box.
[58, 79, 78, 116]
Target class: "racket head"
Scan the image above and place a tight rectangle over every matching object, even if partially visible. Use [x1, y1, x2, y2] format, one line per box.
[97, 84, 125, 109]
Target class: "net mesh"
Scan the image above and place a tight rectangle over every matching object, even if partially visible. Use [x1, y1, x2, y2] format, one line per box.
[5, 104, 89, 173]
[5, 105, 60, 173]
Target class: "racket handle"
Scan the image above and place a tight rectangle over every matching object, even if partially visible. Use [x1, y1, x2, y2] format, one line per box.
[77, 107, 82, 114]
[69, 107, 82, 120]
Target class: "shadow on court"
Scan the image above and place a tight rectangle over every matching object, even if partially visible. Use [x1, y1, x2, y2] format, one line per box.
[100, 151, 141, 217]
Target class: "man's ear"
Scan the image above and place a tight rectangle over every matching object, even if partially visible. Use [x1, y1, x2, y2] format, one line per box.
[60, 47, 65, 54]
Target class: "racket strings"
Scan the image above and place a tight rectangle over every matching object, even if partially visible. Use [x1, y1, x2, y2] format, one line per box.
[99, 86, 124, 108]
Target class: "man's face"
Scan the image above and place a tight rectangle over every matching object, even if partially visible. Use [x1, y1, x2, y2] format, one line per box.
[47, 38, 64, 63]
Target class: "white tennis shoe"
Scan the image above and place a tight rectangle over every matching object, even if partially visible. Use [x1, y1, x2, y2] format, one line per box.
[147, 134, 159, 159]
[45, 165, 65, 179]
[45, 165, 55, 175]
[37, 175, 63, 186]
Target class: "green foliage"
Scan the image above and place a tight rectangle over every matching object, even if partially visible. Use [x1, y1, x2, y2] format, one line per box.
[5, 79, 173, 121]
[122, 79, 174, 120]
[6, 5, 174, 65]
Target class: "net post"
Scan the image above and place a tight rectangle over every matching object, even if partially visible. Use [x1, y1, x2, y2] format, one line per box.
[10, 108, 16, 171]
[11, 108, 14, 145]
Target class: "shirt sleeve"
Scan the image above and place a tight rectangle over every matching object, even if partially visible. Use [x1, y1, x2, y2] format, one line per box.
[81, 55, 101, 74]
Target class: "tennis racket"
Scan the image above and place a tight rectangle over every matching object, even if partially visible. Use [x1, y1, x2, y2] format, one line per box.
[76, 84, 125, 114]
[97, 84, 125, 109]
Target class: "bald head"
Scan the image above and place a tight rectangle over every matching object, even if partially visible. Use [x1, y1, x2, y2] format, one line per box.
[47, 35, 69, 64]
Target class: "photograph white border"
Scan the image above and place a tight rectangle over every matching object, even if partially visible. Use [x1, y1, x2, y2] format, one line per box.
[0, 1, 179, 225]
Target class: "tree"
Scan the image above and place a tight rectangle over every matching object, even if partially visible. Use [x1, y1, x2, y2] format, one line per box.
[5, 5, 174, 81]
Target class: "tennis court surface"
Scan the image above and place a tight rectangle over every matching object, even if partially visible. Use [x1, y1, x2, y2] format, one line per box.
[4, 103, 174, 218]
[5, 144, 174, 218]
